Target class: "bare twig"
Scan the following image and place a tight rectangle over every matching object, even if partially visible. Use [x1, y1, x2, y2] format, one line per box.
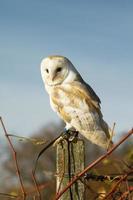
[0, 192, 18, 199]
[121, 159, 133, 170]
[8, 134, 47, 145]
[31, 170, 41, 200]
[118, 186, 133, 200]
[0, 117, 26, 199]
[26, 181, 51, 197]
[103, 169, 133, 199]
[0, 182, 51, 199]
[84, 172, 133, 182]
[125, 179, 132, 200]
[79, 178, 99, 198]
[33, 133, 63, 174]
[55, 128, 133, 200]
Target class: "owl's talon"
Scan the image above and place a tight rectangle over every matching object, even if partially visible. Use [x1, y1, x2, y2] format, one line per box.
[60, 130, 69, 141]
[68, 131, 79, 142]
[62, 129, 79, 142]
[60, 129, 79, 142]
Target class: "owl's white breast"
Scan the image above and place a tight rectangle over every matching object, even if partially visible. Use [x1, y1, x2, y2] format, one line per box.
[47, 83, 90, 114]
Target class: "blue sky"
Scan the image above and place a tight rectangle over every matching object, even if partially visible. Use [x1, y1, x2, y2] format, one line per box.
[0, 0, 133, 136]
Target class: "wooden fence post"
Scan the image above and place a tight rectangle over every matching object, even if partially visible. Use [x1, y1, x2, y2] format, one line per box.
[56, 133, 85, 200]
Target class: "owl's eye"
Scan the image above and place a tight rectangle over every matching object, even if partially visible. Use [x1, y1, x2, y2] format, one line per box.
[56, 67, 62, 73]
[45, 68, 49, 73]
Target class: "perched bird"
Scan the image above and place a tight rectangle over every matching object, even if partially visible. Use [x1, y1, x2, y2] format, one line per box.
[40, 55, 113, 149]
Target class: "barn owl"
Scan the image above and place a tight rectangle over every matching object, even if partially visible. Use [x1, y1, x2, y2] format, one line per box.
[40, 55, 113, 149]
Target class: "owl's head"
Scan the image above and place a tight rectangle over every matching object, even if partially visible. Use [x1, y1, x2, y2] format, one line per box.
[40, 55, 80, 86]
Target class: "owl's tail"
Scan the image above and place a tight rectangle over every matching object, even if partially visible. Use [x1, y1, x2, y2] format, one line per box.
[81, 120, 114, 149]
[101, 119, 114, 149]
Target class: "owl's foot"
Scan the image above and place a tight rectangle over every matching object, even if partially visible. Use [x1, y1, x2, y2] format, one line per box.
[63, 128, 79, 142]
[68, 130, 79, 142]
[53, 129, 79, 146]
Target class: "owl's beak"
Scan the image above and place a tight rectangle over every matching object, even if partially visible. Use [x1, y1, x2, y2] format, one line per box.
[51, 74, 56, 81]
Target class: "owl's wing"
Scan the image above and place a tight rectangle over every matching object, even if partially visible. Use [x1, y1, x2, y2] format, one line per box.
[51, 80, 103, 126]
[70, 81, 101, 111]
[83, 81, 101, 104]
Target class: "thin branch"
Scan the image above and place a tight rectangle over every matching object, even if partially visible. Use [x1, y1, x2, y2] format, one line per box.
[0, 182, 51, 199]
[79, 178, 99, 198]
[31, 170, 41, 200]
[55, 128, 133, 200]
[0, 117, 26, 199]
[26, 181, 51, 197]
[8, 134, 47, 145]
[33, 133, 63, 174]
[103, 169, 133, 199]
[121, 159, 133, 170]
[125, 179, 132, 200]
[84, 173, 133, 182]
[0, 192, 18, 199]
[118, 186, 133, 200]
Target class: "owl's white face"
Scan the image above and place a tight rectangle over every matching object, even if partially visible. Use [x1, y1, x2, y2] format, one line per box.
[41, 56, 70, 86]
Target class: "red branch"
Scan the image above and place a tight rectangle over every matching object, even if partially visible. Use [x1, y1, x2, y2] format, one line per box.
[118, 186, 133, 200]
[0, 117, 26, 199]
[55, 128, 133, 200]
[103, 170, 133, 199]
